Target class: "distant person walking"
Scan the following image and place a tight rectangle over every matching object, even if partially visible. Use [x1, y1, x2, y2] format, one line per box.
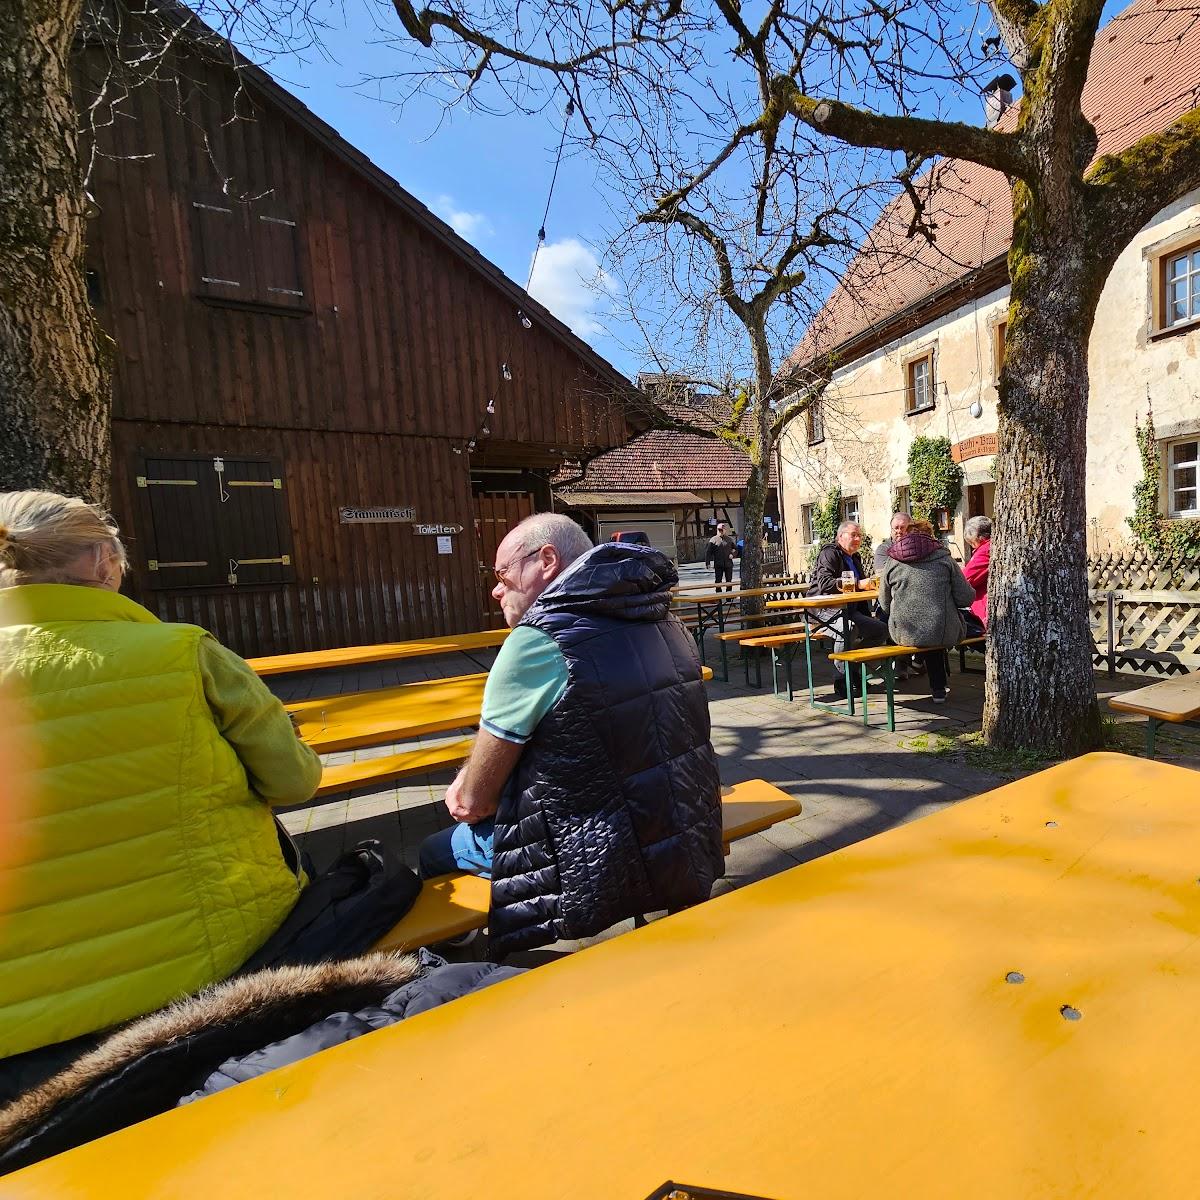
[706, 522, 737, 591]
[962, 515, 992, 633]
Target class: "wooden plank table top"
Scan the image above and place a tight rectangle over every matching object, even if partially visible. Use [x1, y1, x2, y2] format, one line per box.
[672, 584, 806, 605]
[246, 629, 510, 677]
[1108, 669, 1200, 722]
[766, 588, 879, 609]
[15, 752, 1200, 1199]
[289, 666, 715, 753]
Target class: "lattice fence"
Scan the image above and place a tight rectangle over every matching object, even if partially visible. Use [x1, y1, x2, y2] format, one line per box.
[1088, 551, 1200, 675]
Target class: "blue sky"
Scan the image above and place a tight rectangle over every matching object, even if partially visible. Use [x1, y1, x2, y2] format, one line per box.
[260, 3, 630, 368]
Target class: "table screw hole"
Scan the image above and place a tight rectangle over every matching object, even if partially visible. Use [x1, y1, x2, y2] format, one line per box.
[1060, 1005, 1082, 1021]
[1005, 971, 1025, 984]
[1045, 820, 1058, 828]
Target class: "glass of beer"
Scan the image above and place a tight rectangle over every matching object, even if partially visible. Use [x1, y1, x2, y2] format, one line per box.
[840, 571, 857, 594]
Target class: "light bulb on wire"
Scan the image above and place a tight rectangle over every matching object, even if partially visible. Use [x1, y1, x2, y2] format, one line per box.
[517, 310, 532, 330]
[501, 363, 512, 382]
[486, 398, 496, 414]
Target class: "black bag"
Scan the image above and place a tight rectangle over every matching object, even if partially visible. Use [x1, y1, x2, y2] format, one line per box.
[238, 837, 423, 973]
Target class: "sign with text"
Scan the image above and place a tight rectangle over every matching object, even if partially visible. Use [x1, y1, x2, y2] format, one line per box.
[950, 433, 998, 463]
[414, 523, 465, 536]
[339, 506, 415, 524]
[436, 536, 454, 555]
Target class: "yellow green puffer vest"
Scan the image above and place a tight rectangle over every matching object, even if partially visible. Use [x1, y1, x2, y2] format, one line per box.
[0, 585, 302, 1059]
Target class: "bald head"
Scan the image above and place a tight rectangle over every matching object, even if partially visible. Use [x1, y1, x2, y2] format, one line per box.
[491, 513, 593, 626]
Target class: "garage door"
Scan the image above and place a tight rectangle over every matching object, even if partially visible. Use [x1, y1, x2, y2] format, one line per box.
[597, 514, 677, 562]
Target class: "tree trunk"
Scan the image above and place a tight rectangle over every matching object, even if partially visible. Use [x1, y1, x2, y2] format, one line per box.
[740, 453, 768, 612]
[0, 0, 110, 503]
[983, 182, 1103, 754]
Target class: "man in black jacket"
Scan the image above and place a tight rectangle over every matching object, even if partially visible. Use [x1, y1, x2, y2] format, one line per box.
[705, 521, 737, 591]
[809, 520, 888, 699]
[418, 513, 724, 955]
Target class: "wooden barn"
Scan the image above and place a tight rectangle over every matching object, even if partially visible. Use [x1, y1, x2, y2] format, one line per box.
[77, 7, 640, 655]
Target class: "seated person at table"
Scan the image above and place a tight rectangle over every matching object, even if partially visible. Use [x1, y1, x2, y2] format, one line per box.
[878, 523, 976, 703]
[962, 515, 992, 633]
[808, 520, 887, 700]
[419, 513, 724, 956]
[0, 490, 324, 1102]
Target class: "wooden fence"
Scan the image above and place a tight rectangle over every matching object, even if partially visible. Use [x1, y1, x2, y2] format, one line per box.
[1088, 552, 1200, 675]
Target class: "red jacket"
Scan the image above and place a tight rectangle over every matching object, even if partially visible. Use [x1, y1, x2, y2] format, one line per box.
[962, 539, 990, 627]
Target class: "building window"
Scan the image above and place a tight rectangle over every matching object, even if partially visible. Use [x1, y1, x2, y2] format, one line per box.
[191, 198, 307, 312]
[135, 455, 295, 589]
[894, 485, 911, 515]
[1167, 437, 1199, 517]
[800, 504, 817, 545]
[905, 353, 934, 413]
[840, 495, 861, 525]
[806, 401, 825, 445]
[994, 320, 1007, 380]
[1162, 244, 1200, 329]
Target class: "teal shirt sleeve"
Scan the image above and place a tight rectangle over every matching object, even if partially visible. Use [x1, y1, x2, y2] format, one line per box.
[480, 626, 569, 745]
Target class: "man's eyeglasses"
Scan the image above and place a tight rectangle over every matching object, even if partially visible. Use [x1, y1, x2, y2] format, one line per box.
[493, 548, 541, 585]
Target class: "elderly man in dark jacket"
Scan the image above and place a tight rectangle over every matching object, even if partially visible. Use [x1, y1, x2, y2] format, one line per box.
[419, 513, 724, 955]
[879, 529, 976, 702]
[809, 520, 888, 699]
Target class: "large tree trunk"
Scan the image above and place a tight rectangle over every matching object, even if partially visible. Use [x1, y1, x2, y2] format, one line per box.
[983, 181, 1103, 754]
[0, 0, 110, 503]
[740, 453, 768, 611]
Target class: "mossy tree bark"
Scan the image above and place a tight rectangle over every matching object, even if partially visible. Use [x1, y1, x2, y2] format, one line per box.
[0, 0, 110, 504]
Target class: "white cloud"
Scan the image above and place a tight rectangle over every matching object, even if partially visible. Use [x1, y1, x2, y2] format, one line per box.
[432, 194, 492, 241]
[527, 238, 616, 337]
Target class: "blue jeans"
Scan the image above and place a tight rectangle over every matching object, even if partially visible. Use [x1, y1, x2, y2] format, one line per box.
[418, 818, 495, 879]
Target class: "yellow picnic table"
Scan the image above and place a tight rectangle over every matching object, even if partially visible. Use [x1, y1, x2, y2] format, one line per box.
[1108, 668, 1200, 755]
[246, 629, 510, 676]
[290, 666, 715, 753]
[763, 590, 880, 715]
[15, 753, 1200, 1198]
[672, 584, 808, 665]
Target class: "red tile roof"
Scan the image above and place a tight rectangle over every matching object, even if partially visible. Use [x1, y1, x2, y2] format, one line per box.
[562, 402, 779, 494]
[796, 0, 1200, 361]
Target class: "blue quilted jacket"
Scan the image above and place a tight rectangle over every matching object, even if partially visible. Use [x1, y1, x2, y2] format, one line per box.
[489, 544, 724, 954]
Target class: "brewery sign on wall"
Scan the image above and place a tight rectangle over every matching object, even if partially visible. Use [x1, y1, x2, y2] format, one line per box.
[950, 434, 998, 464]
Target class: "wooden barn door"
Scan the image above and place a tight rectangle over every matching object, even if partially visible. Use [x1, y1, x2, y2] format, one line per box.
[473, 492, 535, 628]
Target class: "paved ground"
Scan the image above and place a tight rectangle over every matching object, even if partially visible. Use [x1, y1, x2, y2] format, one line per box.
[273, 608, 1199, 966]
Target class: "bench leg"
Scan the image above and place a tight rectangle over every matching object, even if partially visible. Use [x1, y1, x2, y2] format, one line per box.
[720, 637, 730, 683]
[860, 663, 870, 727]
[884, 662, 896, 732]
[1147, 717, 1158, 758]
[958, 645, 966, 673]
[785, 646, 795, 703]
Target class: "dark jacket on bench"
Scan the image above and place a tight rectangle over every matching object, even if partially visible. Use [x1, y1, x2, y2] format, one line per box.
[489, 544, 725, 955]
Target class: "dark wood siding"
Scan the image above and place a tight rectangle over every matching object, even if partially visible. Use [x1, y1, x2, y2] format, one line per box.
[80, 34, 634, 655]
[114, 422, 486, 656]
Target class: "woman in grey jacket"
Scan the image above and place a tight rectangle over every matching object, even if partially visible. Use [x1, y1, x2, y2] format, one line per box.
[878, 529, 976, 702]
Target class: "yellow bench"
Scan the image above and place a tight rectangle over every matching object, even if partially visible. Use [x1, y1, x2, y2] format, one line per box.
[247, 629, 510, 677]
[716, 620, 811, 686]
[740, 630, 833, 700]
[315, 738, 474, 799]
[371, 779, 802, 953]
[1108, 669, 1200, 756]
[829, 635, 987, 731]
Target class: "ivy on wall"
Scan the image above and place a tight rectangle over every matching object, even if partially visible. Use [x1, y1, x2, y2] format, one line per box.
[907, 436, 964, 525]
[1128, 406, 1200, 558]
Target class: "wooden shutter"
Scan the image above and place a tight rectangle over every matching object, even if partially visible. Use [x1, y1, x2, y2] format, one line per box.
[253, 213, 306, 310]
[191, 200, 250, 301]
[139, 457, 223, 588]
[218, 457, 295, 586]
[138, 456, 294, 589]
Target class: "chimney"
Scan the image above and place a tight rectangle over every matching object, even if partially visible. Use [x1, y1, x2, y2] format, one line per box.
[983, 73, 1017, 128]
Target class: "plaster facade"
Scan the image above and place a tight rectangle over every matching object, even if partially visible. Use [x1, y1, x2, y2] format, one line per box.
[781, 189, 1200, 565]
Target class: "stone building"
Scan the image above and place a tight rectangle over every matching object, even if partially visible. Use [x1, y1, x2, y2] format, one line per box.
[780, 0, 1200, 565]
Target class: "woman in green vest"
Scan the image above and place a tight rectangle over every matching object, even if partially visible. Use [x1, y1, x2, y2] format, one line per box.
[0, 490, 322, 1096]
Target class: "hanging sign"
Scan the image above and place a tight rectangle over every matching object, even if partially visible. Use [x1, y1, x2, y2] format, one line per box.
[950, 434, 998, 463]
[414, 523, 465, 536]
[339, 506, 415, 524]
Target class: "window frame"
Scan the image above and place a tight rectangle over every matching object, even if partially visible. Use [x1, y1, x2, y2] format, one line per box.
[1160, 243, 1200, 331]
[1166, 436, 1199, 519]
[805, 401, 825, 445]
[904, 351, 936, 415]
[800, 503, 818, 546]
[993, 320, 1007, 382]
[840, 495, 861, 526]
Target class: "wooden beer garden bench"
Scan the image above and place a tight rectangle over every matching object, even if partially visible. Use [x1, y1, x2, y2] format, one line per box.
[371, 779, 802, 954]
[1108, 669, 1200, 756]
[740, 629, 835, 700]
[829, 635, 987, 732]
[247, 629, 510, 677]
